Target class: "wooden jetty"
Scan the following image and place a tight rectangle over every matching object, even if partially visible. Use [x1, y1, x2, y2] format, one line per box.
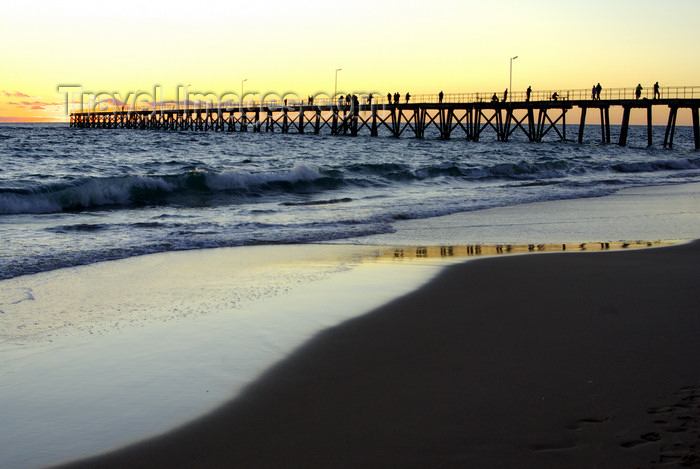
[70, 87, 700, 149]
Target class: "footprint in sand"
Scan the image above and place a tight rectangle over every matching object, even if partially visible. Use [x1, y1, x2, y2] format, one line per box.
[620, 432, 661, 448]
[626, 385, 700, 466]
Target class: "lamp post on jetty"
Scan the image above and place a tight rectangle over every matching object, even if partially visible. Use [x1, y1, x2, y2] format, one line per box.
[509, 56, 518, 102]
[241, 78, 247, 106]
[334, 68, 342, 104]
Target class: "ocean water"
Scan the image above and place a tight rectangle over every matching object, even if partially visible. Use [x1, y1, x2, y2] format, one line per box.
[1, 122, 700, 280]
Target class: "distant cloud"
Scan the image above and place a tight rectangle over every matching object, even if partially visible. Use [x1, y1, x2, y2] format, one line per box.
[1, 90, 34, 98]
[98, 97, 125, 106]
[9, 100, 63, 109]
[4, 98, 64, 113]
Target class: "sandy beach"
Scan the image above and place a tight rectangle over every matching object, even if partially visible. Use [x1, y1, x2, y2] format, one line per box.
[0, 182, 696, 468]
[58, 240, 700, 468]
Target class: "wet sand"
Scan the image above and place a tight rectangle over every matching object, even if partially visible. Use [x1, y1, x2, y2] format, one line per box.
[60, 240, 700, 468]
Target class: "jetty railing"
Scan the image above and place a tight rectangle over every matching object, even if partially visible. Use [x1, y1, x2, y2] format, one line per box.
[85, 86, 700, 113]
[412, 86, 699, 104]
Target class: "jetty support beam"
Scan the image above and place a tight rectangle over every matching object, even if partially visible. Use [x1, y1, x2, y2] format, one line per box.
[578, 107, 587, 143]
[693, 107, 700, 150]
[664, 107, 678, 149]
[618, 106, 631, 146]
[371, 106, 378, 137]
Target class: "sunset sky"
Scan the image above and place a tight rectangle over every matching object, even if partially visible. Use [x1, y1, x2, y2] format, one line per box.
[1, 0, 698, 123]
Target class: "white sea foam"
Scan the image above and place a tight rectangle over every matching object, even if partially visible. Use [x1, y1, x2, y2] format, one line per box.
[204, 164, 321, 190]
[0, 176, 178, 214]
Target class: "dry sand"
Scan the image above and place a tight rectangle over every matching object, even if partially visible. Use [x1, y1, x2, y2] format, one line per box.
[59, 241, 700, 468]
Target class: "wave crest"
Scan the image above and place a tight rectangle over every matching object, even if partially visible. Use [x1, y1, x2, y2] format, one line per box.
[0, 165, 327, 215]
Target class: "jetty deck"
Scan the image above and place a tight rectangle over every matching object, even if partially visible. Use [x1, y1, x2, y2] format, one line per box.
[70, 87, 700, 149]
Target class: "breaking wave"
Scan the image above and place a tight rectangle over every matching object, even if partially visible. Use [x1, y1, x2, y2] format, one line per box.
[3, 154, 700, 215]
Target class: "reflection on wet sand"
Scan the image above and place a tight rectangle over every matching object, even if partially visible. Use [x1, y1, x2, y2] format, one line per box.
[380, 240, 670, 261]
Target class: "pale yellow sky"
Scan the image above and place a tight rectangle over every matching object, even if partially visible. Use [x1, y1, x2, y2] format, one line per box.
[1, 0, 698, 121]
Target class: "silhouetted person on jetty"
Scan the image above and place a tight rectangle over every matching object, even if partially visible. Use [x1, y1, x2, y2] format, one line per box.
[503, 89, 508, 102]
[491, 93, 499, 102]
[526, 86, 531, 102]
[405, 92, 410, 103]
[551, 92, 559, 101]
[394, 92, 400, 104]
[367, 94, 373, 105]
[635, 83, 643, 99]
[654, 82, 660, 99]
[596, 83, 602, 100]
[438, 91, 444, 103]
[387, 93, 392, 104]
